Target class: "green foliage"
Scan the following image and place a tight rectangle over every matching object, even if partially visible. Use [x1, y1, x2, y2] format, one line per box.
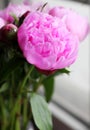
[0, 82, 9, 93]
[0, 57, 25, 84]
[47, 68, 70, 79]
[43, 77, 54, 102]
[30, 93, 53, 130]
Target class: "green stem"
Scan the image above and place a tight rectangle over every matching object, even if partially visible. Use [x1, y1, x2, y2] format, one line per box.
[20, 65, 34, 93]
[22, 89, 33, 94]
[10, 65, 34, 130]
[11, 72, 15, 88]
[9, 73, 15, 129]
[33, 75, 44, 92]
[9, 73, 14, 112]
[15, 96, 21, 130]
[23, 98, 28, 130]
[0, 97, 7, 130]
[10, 96, 21, 130]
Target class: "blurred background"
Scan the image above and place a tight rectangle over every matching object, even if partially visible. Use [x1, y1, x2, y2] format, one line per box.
[0, 0, 90, 130]
[1, 0, 90, 7]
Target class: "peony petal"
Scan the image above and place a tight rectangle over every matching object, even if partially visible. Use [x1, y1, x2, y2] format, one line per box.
[0, 18, 6, 28]
[49, 7, 90, 42]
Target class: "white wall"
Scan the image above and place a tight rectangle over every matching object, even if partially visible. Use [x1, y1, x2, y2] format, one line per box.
[0, 0, 4, 9]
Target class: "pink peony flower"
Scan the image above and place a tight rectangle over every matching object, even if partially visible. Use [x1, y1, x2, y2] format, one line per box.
[0, 18, 6, 29]
[0, 3, 31, 23]
[18, 12, 79, 70]
[49, 7, 90, 41]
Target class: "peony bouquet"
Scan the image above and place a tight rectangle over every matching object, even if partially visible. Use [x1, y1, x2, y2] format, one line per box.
[0, 1, 89, 130]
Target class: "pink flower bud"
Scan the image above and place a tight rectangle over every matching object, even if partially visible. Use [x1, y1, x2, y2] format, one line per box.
[0, 24, 17, 43]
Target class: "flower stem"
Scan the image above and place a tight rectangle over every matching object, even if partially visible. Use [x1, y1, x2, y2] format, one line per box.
[33, 75, 44, 92]
[23, 98, 28, 130]
[10, 65, 34, 130]
[0, 97, 7, 130]
[10, 96, 21, 130]
[15, 97, 21, 130]
[20, 65, 34, 93]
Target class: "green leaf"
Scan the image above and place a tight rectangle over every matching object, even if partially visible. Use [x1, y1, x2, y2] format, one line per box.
[43, 77, 54, 102]
[30, 93, 52, 130]
[54, 68, 70, 76]
[0, 82, 8, 93]
[11, 14, 19, 26]
[45, 68, 70, 81]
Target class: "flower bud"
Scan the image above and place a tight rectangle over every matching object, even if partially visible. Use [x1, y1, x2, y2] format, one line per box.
[0, 24, 17, 43]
